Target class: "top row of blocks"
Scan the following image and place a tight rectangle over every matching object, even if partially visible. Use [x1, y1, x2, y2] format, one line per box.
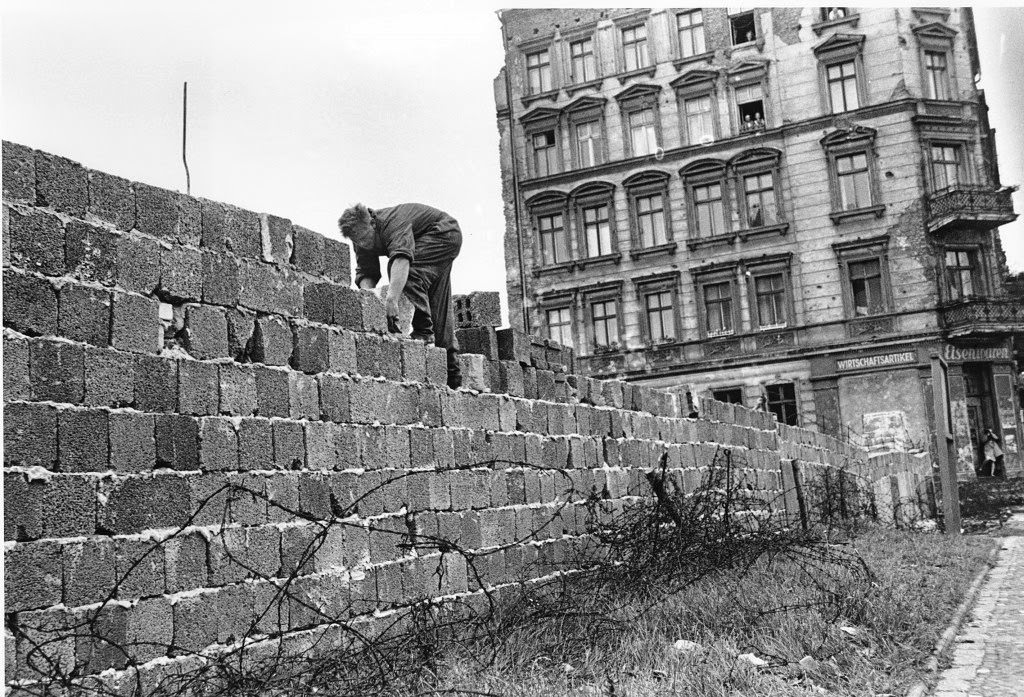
[1, 141, 351, 285]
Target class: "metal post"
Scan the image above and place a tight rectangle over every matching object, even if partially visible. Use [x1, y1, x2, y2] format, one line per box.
[930, 354, 961, 535]
[182, 82, 191, 195]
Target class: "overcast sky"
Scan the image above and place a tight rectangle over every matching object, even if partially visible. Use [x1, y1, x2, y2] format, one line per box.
[3, 2, 1022, 317]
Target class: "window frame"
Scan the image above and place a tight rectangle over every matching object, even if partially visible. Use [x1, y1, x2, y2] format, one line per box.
[712, 387, 744, 405]
[694, 267, 740, 339]
[833, 235, 893, 319]
[544, 305, 575, 349]
[570, 181, 619, 264]
[620, 23, 651, 73]
[581, 282, 624, 354]
[615, 83, 663, 160]
[675, 9, 708, 61]
[731, 148, 785, 232]
[526, 191, 572, 273]
[927, 140, 970, 193]
[942, 246, 987, 303]
[813, 33, 867, 116]
[525, 48, 554, 96]
[681, 159, 731, 244]
[635, 272, 681, 346]
[913, 22, 959, 102]
[729, 10, 759, 47]
[744, 255, 795, 331]
[564, 96, 609, 170]
[727, 63, 770, 136]
[766, 382, 800, 426]
[821, 127, 886, 223]
[672, 70, 720, 146]
[568, 36, 598, 85]
[519, 108, 563, 180]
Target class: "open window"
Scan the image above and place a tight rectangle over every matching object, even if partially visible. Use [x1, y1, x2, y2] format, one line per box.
[730, 11, 757, 45]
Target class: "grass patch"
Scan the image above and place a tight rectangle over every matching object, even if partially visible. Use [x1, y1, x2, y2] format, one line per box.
[407, 527, 993, 697]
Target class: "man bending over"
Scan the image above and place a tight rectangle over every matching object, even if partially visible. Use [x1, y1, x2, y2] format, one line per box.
[338, 202, 463, 389]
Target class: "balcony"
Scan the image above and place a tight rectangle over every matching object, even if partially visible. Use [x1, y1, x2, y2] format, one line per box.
[925, 184, 1017, 234]
[940, 298, 1024, 338]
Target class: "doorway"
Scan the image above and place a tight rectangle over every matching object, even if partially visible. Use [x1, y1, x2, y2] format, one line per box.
[963, 364, 997, 474]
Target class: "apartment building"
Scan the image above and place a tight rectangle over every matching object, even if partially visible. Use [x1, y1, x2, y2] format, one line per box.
[494, 7, 1022, 476]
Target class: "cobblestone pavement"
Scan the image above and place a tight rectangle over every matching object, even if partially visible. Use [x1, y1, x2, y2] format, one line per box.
[932, 510, 1024, 696]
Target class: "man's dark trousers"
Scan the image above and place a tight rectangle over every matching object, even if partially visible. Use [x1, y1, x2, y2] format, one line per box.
[392, 226, 462, 384]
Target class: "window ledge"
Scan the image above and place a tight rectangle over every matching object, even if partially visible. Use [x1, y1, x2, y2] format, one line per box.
[738, 222, 789, 242]
[521, 89, 560, 107]
[686, 232, 737, 251]
[830, 204, 886, 224]
[591, 344, 623, 356]
[566, 78, 603, 96]
[672, 51, 715, 71]
[576, 252, 622, 270]
[629, 241, 678, 260]
[532, 261, 575, 277]
[616, 66, 658, 85]
[811, 13, 860, 36]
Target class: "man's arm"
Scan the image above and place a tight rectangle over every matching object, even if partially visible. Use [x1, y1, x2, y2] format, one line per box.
[385, 257, 410, 321]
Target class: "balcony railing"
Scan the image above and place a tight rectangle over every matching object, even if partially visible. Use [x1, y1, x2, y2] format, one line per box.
[925, 184, 1017, 234]
[940, 298, 1024, 338]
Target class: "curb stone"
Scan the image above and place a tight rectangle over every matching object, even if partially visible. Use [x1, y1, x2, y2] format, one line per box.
[905, 541, 1001, 697]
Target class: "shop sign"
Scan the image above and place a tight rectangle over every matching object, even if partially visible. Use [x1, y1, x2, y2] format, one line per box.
[944, 345, 1011, 362]
[836, 351, 917, 372]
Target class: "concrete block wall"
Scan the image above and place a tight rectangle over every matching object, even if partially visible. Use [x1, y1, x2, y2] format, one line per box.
[2, 142, 934, 692]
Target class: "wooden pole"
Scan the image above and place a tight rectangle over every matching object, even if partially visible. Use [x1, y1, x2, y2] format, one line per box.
[931, 354, 961, 535]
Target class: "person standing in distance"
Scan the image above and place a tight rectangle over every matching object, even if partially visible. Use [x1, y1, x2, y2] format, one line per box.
[338, 203, 463, 389]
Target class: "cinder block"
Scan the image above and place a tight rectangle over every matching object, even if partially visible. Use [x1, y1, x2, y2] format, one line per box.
[498, 360, 525, 397]
[238, 418, 274, 471]
[124, 597, 172, 664]
[65, 219, 118, 285]
[292, 323, 331, 374]
[30, 339, 84, 403]
[273, 420, 305, 469]
[298, 472, 333, 520]
[4, 473, 42, 540]
[62, 539, 116, 607]
[183, 304, 228, 359]
[332, 285, 363, 330]
[135, 182, 201, 245]
[378, 336, 403, 380]
[4, 334, 30, 401]
[453, 291, 501, 328]
[3, 269, 57, 336]
[35, 150, 88, 216]
[458, 353, 488, 391]
[318, 373, 351, 423]
[177, 359, 219, 415]
[305, 420, 339, 470]
[172, 593, 219, 655]
[349, 379, 419, 425]
[328, 327, 357, 373]
[199, 417, 238, 471]
[253, 365, 290, 417]
[159, 244, 203, 302]
[2, 141, 35, 201]
[155, 414, 200, 470]
[383, 425, 410, 470]
[323, 238, 352, 285]
[289, 371, 320, 419]
[114, 232, 161, 295]
[291, 224, 326, 275]
[83, 347, 133, 407]
[163, 530, 208, 593]
[408, 471, 451, 512]
[4, 541, 63, 611]
[261, 213, 293, 266]
[38, 475, 96, 538]
[87, 169, 136, 230]
[400, 339, 427, 382]
[248, 315, 292, 366]
[58, 408, 109, 473]
[238, 259, 303, 317]
[200, 199, 261, 258]
[226, 308, 256, 360]
[356, 424, 385, 470]
[303, 282, 334, 324]
[134, 354, 178, 412]
[201, 250, 240, 307]
[109, 411, 156, 472]
[455, 327, 499, 360]
[418, 384, 443, 427]
[354, 332, 384, 378]
[98, 475, 191, 534]
[219, 363, 257, 416]
[111, 291, 161, 354]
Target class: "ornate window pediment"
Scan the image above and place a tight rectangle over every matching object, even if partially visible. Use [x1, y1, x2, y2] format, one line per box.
[569, 180, 615, 201]
[670, 69, 718, 92]
[563, 95, 606, 116]
[525, 190, 569, 209]
[729, 147, 782, 170]
[519, 106, 560, 126]
[812, 32, 865, 58]
[615, 83, 662, 107]
[680, 158, 727, 179]
[726, 60, 768, 85]
[623, 170, 671, 190]
[911, 21, 958, 42]
[820, 125, 877, 149]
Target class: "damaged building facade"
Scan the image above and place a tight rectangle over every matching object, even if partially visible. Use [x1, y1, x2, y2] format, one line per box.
[494, 7, 1022, 476]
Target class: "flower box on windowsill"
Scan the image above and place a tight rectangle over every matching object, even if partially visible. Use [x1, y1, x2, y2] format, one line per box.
[576, 252, 622, 270]
[565, 78, 604, 97]
[532, 261, 575, 277]
[593, 342, 621, 356]
[829, 204, 886, 225]
[629, 241, 678, 260]
[672, 50, 715, 72]
[811, 13, 860, 36]
[616, 66, 658, 85]
[521, 88, 560, 107]
[686, 232, 737, 251]
[738, 222, 789, 242]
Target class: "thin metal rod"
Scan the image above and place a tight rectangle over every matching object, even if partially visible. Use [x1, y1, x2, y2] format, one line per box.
[182, 81, 191, 195]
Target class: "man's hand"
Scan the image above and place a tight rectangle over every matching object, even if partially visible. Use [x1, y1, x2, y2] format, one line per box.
[384, 294, 400, 325]
[385, 257, 411, 334]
